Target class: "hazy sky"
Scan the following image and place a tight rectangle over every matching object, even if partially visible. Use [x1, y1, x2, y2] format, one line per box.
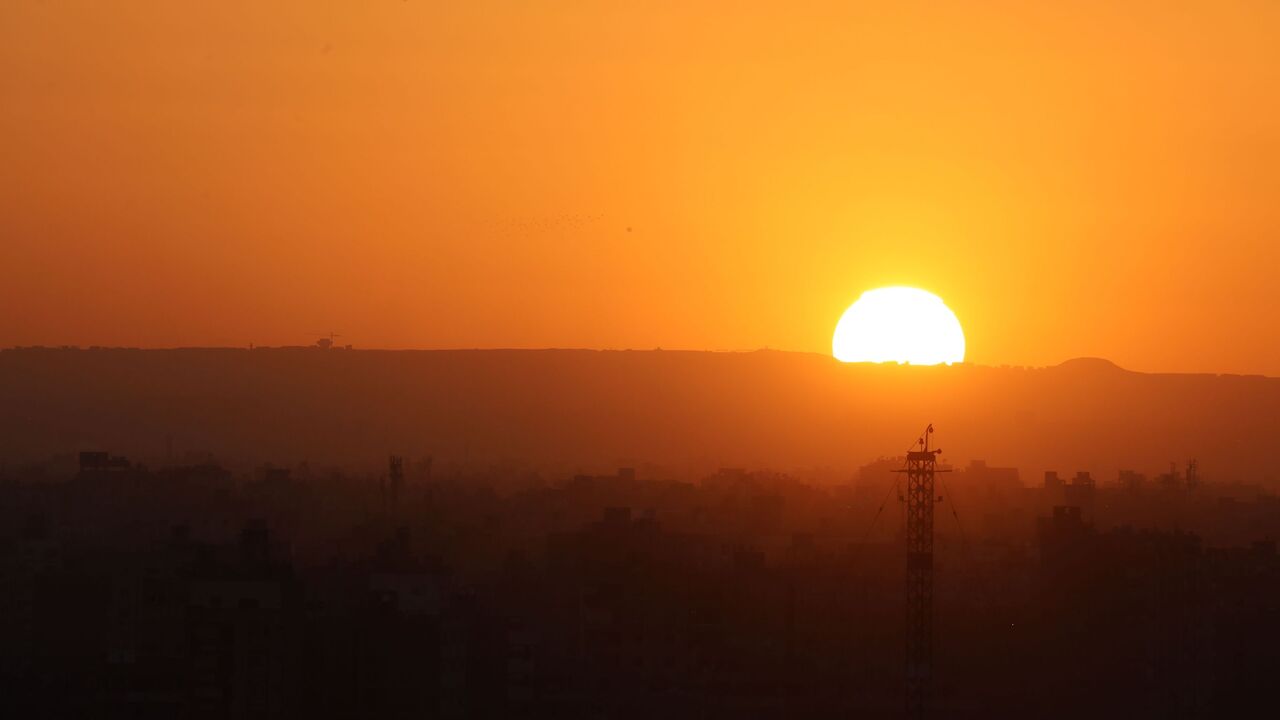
[2, 2, 1277, 374]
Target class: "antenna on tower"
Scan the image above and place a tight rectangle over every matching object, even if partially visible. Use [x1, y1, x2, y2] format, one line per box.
[895, 424, 951, 719]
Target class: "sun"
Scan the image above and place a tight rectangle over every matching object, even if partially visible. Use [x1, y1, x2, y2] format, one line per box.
[832, 287, 965, 365]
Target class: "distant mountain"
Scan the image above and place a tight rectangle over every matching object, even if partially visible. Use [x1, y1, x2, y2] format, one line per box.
[1, 348, 1275, 486]
[1052, 356, 1126, 373]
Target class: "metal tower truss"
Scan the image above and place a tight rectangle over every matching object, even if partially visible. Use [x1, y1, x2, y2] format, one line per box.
[896, 424, 949, 719]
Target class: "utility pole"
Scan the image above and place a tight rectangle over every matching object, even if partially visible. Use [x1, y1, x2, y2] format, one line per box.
[897, 425, 948, 718]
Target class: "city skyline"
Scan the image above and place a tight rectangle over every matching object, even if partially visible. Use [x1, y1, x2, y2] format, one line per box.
[2, 3, 1278, 716]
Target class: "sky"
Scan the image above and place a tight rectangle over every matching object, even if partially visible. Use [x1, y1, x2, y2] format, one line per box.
[1, 1, 1277, 375]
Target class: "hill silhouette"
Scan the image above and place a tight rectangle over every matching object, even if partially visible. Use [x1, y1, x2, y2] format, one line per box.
[1, 348, 1275, 486]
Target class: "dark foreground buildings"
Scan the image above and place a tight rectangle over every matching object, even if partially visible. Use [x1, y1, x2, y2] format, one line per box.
[0, 453, 1277, 718]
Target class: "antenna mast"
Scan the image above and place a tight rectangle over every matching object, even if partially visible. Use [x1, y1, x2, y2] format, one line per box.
[896, 424, 950, 718]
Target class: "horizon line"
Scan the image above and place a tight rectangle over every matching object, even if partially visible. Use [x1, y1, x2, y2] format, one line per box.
[2, 344, 1275, 379]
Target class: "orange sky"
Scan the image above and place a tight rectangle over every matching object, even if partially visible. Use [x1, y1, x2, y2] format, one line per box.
[2, 2, 1277, 375]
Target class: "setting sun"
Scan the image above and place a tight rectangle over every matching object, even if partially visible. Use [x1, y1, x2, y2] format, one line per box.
[832, 287, 965, 365]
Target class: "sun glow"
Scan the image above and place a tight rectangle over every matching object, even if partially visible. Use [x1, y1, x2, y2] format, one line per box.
[832, 287, 965, 365]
